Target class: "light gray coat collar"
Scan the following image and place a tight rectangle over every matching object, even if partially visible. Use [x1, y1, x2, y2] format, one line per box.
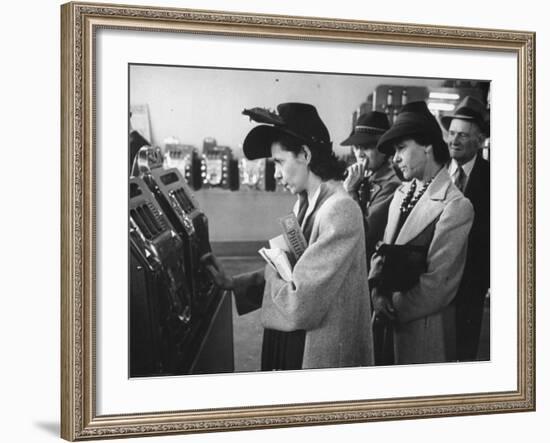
[386, 168, 452, 245]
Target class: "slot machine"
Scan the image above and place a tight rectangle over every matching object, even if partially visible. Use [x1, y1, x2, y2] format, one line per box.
[239, 158, 277, 191]
[129, 177, 193, 376]
[163, 142, 203, 190]
[200, 140, 240, 190]
[147, 166, 216, 314]
[130, 145, 233, 375]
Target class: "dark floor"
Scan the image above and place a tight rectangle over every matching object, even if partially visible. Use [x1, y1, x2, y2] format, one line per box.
[220, 256, 491, 372]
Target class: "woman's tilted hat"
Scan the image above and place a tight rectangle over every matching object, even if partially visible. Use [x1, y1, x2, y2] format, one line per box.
[242, 103, 331, 160]
[341, 111, 390, 147]
[376, 101, 446, 155]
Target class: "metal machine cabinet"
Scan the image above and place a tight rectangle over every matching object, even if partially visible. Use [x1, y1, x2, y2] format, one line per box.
[130, 164, 233, 376]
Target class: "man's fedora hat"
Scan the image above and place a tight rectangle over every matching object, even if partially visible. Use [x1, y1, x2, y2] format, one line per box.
[440, 95, 489, 135]
[341, 111, 390, 147]
[376, 101, 446, 155]
[242, 103, 331, 160]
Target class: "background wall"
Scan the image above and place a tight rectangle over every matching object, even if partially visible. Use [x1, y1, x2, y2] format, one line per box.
[128, 62, 464, 244]
[130, 65, 444, 156]
[0, 0, 546, 442]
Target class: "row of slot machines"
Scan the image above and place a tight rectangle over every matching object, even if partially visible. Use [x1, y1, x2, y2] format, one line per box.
[129, 146, 233, 377]
[164, 144, 277, 191]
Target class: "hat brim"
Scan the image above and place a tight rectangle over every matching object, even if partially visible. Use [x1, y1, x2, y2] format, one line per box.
[341, 132, 381, 147]
[441, 114, 477, 129]
[441, 114, 490, 136]
[242, 125, 284, 160]
[376, 121, 429, 155]
[243, 123, 332, 159]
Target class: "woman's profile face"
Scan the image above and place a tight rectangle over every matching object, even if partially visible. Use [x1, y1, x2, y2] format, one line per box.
[271, 141, 309, 194]
[391, 138, 428, 181]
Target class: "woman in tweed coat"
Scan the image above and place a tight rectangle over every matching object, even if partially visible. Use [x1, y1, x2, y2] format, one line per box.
[203, 103, 374, 370]
[370, 101, 474, 364]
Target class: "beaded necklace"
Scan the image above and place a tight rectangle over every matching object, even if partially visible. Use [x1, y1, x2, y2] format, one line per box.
[399, 177, 434, 216]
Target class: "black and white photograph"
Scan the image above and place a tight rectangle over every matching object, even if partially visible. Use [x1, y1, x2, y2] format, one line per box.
[53, 1, 537, 441]
[128, 64, 491, 377]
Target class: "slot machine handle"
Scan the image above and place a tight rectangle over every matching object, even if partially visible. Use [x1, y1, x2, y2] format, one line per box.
[166, 269, 192, 324]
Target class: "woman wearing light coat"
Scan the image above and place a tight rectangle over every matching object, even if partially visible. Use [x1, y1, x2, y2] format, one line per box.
[370, 101, 474, 364]
[204, 102, 374, 370]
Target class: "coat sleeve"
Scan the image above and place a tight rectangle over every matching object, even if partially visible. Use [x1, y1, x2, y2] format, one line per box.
[261, 197, 366, 331]
[232, 268, 266, 315]
[391, 197, 474, 324]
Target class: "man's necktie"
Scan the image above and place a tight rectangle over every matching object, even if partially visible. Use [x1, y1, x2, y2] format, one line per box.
[454, 165, 467, 193]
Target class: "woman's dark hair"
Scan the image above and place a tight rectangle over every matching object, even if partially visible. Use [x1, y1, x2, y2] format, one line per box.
[395, 132, 450, 165]
[277, 132, 347, 181]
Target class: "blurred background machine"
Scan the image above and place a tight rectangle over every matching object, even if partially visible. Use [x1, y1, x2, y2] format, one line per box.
[360, 85, 429, 125]
[129, 145, 233, 377]
[239, 158, 277, 191]
[200, 138, 240, 190]
[160, 136, 277, 192]
[163, 139, 203, 190]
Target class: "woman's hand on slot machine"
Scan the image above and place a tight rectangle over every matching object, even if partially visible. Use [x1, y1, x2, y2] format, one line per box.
[200, 253, 234, 290]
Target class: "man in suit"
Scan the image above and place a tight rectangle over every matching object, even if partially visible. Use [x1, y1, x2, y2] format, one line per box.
[441, 96, 490, 361]
[341, 111, 401, 262]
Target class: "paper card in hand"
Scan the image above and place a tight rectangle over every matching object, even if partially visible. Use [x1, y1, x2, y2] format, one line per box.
[258, 247, 293, 282]
[279, 213, 307, 265]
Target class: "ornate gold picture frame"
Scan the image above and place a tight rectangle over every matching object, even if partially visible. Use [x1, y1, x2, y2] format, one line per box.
[61, 1, 535, 440]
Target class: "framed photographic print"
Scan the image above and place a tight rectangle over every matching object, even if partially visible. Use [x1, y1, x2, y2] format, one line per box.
[61, 1, 535, 440]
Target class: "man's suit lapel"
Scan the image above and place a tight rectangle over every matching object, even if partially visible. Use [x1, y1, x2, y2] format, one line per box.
[369, 162, 392, 203]
[369, 182, 381, 203]
[395, 169, 451, 245]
